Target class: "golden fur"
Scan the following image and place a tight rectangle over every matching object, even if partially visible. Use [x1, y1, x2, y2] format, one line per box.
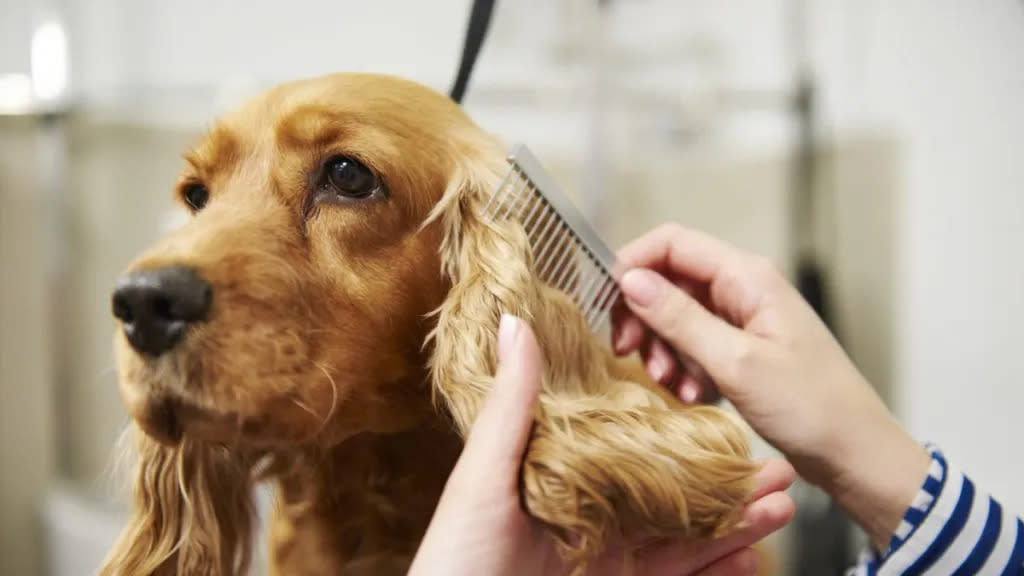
[101, 73, 758, 575]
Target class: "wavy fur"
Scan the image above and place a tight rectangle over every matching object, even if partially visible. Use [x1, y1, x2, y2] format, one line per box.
[100, 431, 257, 576]
[427, 149, 760, 569]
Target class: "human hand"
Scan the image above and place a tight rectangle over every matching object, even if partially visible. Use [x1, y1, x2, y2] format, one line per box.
[408, 314, 796, 576]
[611, 224, 930, 550]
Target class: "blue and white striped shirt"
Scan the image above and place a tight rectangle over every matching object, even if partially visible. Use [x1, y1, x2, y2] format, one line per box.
[848, 445, 1024, 575]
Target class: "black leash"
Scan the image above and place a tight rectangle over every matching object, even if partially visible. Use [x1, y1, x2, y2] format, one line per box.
[449, 0, 497, 104]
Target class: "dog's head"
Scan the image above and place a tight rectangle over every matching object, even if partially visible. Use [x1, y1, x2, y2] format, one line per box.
[111, 74, 501, 449]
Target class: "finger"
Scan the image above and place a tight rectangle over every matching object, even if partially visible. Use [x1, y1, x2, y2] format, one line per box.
[620, 268, 752, 387]
[675, 373, 704, 404]
[644, 337, 679, 385]
[614, 224, 747, 285]
[707, 492, 795, 564]
[612, 277, 707, 357]
[674, 354, 719, 404]
[611, 299, 646, 355]
[693, 548, 759, 576]
[461, 314, 542, 474]
[636, 492, 795, 572]
[748, 459, 796, 502]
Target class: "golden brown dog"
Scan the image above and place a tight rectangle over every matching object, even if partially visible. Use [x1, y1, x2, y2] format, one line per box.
[103, 73, 757, 576]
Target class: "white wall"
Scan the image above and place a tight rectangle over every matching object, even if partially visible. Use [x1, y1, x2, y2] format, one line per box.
[0, 0, 34, 74]
[857, 0, 1024, 512]
[807, 0, 1024, 512]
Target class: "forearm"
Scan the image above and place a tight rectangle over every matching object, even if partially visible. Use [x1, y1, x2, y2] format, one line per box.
[822, 414, 932, 551]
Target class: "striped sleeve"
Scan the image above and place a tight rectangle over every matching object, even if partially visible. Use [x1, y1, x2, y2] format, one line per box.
[848, 445, 1024, 575]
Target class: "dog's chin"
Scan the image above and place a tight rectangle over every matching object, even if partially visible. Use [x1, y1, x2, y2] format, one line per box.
[133, 394, 187, 446]
[119, 370, 342, 449]
[127, 389, 340, 449]
[130, 393, 248, 447]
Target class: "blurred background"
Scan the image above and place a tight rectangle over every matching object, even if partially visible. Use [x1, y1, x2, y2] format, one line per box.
[1, 0, 1021, 574]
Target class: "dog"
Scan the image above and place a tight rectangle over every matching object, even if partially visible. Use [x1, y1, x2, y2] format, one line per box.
[103, 73, 757, 576]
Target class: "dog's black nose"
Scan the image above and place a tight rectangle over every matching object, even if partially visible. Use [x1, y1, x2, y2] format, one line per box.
[112, 266, 212, 357]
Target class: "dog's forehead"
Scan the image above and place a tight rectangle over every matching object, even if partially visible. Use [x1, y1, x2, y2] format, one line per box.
[189, 73, 471, 172]
[260, 75, 462, 133]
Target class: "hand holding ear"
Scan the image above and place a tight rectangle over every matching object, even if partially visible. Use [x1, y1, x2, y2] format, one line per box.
[409, 314, 794, 576]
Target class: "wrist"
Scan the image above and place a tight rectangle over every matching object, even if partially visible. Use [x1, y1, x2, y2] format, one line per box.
[818, 413, 931, 551]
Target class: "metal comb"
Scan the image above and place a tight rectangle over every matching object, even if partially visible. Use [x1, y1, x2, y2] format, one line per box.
[482, 143, 620, 333]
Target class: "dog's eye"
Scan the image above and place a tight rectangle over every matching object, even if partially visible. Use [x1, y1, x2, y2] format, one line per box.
[182, 183, 209, 211]
[324, 156, 378, 199]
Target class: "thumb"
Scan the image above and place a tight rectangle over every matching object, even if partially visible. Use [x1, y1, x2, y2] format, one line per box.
[620, 268, 750, 387]
[693, 548, 760, 576]
[461, 314, 542, 474]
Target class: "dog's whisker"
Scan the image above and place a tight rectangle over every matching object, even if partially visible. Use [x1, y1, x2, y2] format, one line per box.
[312, 362, 340, 435]
[289, 396, 320, 420]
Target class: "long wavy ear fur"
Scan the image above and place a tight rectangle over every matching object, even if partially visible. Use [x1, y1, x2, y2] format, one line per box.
[99, 429, 256, 576]
[426, 141, 760, 570]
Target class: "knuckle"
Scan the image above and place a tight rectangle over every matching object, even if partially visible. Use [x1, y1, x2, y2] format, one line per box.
[653, 222, 686, 246]
[660, 290, 702, 342]
[730, 338, 761, 376]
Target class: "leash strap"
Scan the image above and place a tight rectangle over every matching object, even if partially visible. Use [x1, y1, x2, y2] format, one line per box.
[449, 0, 497, 103]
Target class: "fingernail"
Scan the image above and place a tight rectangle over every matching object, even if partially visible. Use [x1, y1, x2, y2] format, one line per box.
[648, 357, 668, 383]
[621, 269, 661, 307]
[498, 314, 520, 362]
[680, 382, 699, 403]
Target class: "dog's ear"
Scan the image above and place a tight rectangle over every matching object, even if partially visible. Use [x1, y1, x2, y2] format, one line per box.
[426, 146, 760, 572]
[100, 429, 256, 576]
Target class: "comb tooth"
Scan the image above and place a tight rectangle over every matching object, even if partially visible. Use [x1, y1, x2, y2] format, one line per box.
[584, 278, 612, 324]
[592, 284, 622, 330]
[557, 262, 582, 300]
[593, 287, 621, 330]
[577, 264, 605, 311]
[539, 224, 570, 279]
[598, 282, 620, 315]
[526, 204, 556, 246]
[529, 206, 562, 263]
[592, 303, 614, 332]
[498, 176, 530, 220]
[586, 280, 616, 326]
[564, 267, 585, 305]
[572, 264, 595, 308]
[482, 164, 517, 216]
[552, 244, 580, 292]
[520, 189, 546, 230]
[569, 264, 593, 305]
[510, 184, 531, 220]
[484, 176, 511, 218]
[536, 223, 565, 279]
[540, 238, 565, 280]
[577, 266, 598, 307]
[491, 171, 525, 219]
[531, 213, 563, 271]
[548, 242, 577, 287]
